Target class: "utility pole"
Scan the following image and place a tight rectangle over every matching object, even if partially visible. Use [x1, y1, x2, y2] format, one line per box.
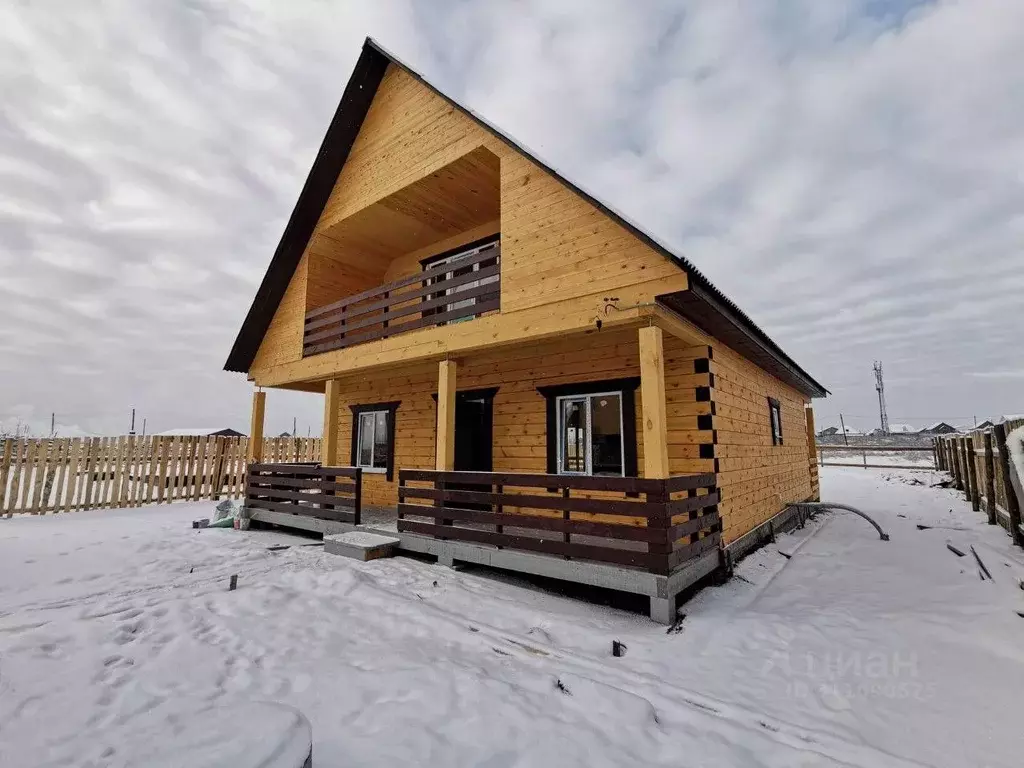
[129, 408, 136, 436]
[839, 413, 850, 446]
[142, 418, 147, 437]
[293, 416, 297, 438]
[873, 361, 889, 435]
[50, 412, 55, 437]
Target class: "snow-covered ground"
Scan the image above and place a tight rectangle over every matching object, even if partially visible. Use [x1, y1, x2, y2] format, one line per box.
[2, 467, 1023, 767]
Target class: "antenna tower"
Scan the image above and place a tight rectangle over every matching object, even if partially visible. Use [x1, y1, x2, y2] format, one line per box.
[873, 361, 889, 434]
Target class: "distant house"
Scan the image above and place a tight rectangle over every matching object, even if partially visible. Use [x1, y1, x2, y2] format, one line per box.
[919, 422, 957, 435]
[155, 428, 245, 437]
[818, 427, 840, 436]
[888, 424, 916, 434]
[819, 425, 862, 437]
[976, 420, 995, 430]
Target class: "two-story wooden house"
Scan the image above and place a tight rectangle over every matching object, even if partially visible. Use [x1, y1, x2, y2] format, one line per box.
[226, 39, 827, 622]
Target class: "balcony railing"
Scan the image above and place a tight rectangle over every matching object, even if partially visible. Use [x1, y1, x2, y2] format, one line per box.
[397, 470, 721, 574]
[303, 241, 500, 356]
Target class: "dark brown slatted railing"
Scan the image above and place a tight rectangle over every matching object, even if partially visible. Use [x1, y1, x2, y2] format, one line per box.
[397, 470, 720, 574]
[303, 243, 500, 356]
[246, 463, 362, 525]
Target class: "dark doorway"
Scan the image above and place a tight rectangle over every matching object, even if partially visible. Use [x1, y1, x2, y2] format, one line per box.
[454, 393, 493, 473]
[435, 387, 498, 510]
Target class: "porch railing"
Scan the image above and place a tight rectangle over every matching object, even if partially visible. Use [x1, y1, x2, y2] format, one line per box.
[303, 241, 500, 356]
[246, 463, 362, 525]
[397, 470, 720, 574]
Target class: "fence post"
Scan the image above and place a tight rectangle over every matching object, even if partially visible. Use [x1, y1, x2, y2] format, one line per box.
[965, 436, 980, 512]
[960, 438, 973, 502]
[0, 438, 12, 517]
[983, 431, 997, 525]
[950, 438, 963, 490]
[992, 423, 1023, 548]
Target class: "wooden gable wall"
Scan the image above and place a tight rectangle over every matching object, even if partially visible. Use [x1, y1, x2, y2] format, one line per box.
[249, 64, 687, 385]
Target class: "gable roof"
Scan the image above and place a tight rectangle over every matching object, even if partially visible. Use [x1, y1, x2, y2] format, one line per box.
[224, 38, 827, 399]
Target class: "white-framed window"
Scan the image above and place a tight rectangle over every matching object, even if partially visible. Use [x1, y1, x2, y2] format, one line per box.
[356, 410, 389, 472]
[555, 391, 624, 476]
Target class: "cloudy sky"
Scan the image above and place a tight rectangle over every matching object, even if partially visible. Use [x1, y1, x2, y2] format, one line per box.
[1, 0, 1021, 438]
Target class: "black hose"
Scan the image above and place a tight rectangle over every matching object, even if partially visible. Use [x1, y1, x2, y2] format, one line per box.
[799, 502, 890, 541]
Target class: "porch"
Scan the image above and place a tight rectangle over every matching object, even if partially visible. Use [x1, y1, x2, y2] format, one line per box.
[244, 462, 722, 622]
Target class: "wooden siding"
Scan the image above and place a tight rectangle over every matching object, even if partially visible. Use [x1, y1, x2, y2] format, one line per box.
[333, 329, 647, 509]
[705, 341, 813, 543]
[249, 63, 688, 385]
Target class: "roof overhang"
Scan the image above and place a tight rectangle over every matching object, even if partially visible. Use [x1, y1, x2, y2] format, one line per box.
[658, 287, 828, 399]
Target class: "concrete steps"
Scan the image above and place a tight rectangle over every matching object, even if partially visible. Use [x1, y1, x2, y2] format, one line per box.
[324, 531, 400, 561]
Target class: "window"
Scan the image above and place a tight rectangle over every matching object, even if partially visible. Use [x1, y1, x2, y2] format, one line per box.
[356, 411, 388, 470]
[538, 378, 640, 478]
[421, 237, 500, 324]
[349, 401, 400, 480]
[557, 392, 624, 476]
[768, 397, 783, 445]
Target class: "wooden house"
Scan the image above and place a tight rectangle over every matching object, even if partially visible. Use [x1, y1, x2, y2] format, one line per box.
[225, 39, 827, 621]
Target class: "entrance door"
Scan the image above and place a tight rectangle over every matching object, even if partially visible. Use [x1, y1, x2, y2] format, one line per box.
[446, 388, 497, 510]
[454, 394, 493, 473]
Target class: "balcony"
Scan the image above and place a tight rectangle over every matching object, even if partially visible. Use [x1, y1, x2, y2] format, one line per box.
[303, 239, 500, 357]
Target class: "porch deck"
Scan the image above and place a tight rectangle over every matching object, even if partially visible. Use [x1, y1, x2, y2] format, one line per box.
[245, 463, 723, 622]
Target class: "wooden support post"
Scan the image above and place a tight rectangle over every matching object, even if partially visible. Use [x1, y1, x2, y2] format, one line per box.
[993, 423, 1023, 548]
[638, 326, 670, 479]
[436, 360, 457, 471]
[965, 436, 980, 512]
[983, 431, 997, 525]
[248, 390, 266, 464]
[322, 379, 341, 466]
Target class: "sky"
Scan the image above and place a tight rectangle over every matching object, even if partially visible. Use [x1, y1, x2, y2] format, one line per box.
[1, 0, 1021, 438]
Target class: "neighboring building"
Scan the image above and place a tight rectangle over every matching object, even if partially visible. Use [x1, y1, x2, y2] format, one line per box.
[888, 423, 916, 434]
[818, 427, 840, 437]
[223, 38, 828, 621]
[976, 420, 995, 430]
[920, 422, 958, 435]
[155, 428, 245, 437]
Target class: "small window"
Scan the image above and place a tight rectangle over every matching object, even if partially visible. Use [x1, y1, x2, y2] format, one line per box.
[768, 398, 783, 445]
[349, 401, 400, 480]
[556, 392, 624, 476]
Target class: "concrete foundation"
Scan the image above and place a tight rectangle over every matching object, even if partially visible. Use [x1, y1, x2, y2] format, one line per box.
[373, 525, 722, 623]
[249, 508, 355, 536]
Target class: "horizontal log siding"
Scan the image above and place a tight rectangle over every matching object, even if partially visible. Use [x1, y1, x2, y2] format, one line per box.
[707, 340, 813, 543]
[334, 329, 649, 509]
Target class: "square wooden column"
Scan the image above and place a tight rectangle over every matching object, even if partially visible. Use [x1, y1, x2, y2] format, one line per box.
[322, 379, 341, 466]
[248, 390, 266, 463]
[639, 326, 669, 479]
[436, 360, 458, 471]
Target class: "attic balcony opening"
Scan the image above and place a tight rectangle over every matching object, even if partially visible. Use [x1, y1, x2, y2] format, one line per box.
[303, 146, 501, 357]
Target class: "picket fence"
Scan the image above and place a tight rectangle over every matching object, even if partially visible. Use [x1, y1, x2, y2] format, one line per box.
[0, 436, 322, 516]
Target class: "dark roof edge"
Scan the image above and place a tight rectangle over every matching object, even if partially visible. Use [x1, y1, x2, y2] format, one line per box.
[224, 43, 389, 372]
[662, 285, 829, 398]
[227, 36, 826, 397]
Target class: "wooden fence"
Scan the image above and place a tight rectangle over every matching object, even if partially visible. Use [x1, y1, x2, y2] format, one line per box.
[935, 418, 1024, 546]
[0, 436, 322, 516]
[817, 445, 937, 470]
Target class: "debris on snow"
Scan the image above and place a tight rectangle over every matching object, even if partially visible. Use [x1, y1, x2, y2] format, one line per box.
[946, 543, 966, 558]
